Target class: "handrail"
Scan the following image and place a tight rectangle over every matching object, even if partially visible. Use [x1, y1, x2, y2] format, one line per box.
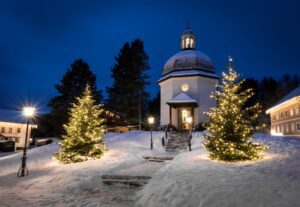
[188, 127, 193, 151]
[164, 124, 169, 139]
[162, 124, 169, 147]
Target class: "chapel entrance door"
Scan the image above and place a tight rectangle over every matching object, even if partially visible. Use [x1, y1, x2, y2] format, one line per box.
[178, 107, 193, 131]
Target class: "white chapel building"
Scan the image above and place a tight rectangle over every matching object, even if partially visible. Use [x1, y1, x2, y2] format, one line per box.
[158, 28, 219, 130]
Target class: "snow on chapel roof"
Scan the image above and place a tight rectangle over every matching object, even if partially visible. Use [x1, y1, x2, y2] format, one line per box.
[167, 92, 197, 104]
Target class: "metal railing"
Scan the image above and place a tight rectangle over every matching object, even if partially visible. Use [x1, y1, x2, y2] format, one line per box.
[188, 127, 193, 151]
[162, 125, 170, 147]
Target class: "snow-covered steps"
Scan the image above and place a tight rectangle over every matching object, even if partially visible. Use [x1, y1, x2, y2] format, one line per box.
[102, 162, 165, 187]
[143, 156, 174, 162]
[165, 132, 190, 152]
[101, 175, 152, 187]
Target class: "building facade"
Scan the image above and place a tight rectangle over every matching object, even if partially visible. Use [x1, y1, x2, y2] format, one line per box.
[0, 109, 37, 150]
[266, 87, 300, 137]
[158, 28, 219, 131]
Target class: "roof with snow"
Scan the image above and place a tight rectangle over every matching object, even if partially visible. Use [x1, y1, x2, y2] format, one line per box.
[167, 92, 198, 107]
[158, 69, 219, 83]
[0, 109, 34, 124]
[266, 86, 300, 113]
[162, 50, 215, 76]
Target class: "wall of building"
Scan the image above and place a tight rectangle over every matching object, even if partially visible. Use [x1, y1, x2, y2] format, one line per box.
[0, 121, 36, 149]
[160, 79, 173, 126]
[159, 75, 218, 127]
[196, 76, 218, 123]
[270, 102, 300, 137]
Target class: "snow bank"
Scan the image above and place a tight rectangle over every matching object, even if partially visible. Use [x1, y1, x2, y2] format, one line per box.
[137, 133, 300, 207]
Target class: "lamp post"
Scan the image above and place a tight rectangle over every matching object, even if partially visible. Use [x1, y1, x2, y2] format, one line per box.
[148, 116, 154, 150]
[17, 106, 35, 177]
[186, 116, 193, 151]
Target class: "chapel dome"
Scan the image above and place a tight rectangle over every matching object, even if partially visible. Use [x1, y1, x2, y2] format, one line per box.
[162, 50, 215, 75]
[162, 28, 215, 75]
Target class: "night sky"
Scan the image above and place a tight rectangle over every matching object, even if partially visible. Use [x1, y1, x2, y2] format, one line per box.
[0, 0, 299, 112]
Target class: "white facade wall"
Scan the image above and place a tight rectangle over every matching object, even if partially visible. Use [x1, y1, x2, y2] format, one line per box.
[160, 79, 173, 125]
[159, 76, 218, 127]
[196, 76, 219, 122]
[0, 121, 37, 149]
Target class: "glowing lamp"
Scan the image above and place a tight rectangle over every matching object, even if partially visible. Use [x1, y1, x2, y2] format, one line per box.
[148, 116, 155, 125]
[23, 107, 35, 117]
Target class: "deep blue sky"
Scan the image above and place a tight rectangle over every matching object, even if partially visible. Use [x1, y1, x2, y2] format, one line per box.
[0, 0, 299, 112]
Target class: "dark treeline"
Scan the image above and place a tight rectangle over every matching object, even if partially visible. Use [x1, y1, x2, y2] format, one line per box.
[241, 74, 300, 129]
[35, 39, 150, 138]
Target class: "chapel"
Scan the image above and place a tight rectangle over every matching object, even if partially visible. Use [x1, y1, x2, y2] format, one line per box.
[158, 27, 219, 130]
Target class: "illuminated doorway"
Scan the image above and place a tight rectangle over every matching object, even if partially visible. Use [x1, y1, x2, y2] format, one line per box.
[178, 107, 193, 131]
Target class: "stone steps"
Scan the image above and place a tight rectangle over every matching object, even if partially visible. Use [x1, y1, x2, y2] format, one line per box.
[143, 156, 174, 162]
[101, 175, 152, 187]
[165, 132, 190, 152]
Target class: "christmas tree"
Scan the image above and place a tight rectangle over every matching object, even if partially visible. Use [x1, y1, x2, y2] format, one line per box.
[54, 85, 107, 164]
[204, 57, 267, 162]
[48, 58, 102, 137]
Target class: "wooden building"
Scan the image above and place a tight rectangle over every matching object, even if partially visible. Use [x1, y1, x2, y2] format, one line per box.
[266, 86, 300, 137]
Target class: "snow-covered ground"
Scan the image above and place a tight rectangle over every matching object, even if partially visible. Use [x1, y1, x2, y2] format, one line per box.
[0, 131, 299, 207]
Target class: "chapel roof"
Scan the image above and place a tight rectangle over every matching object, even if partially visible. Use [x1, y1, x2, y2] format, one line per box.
[162, 28, 215, 76]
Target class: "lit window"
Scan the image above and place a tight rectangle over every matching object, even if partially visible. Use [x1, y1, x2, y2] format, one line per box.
[290, 109, 294, 116]
[1, 127, 5, 133]
[280, 112, 283, 118]
[186, 38, 190, 48]
[285, 124, 289, 132]
[296, 107, 300, 115]
[285, 111, 288, 117]
[272, 115, 276, 120]
[297, 122, 300, 131]
[291, 123, 295, 132]
[17, 128, 21, 133]
[9, 128, 12, 133]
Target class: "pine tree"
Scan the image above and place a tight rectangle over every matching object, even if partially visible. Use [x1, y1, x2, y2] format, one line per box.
[54, 85, 107, 164]
[48, 58, 102, 137]
[106, 39, 150, 125]
[204, 57, 267, 162]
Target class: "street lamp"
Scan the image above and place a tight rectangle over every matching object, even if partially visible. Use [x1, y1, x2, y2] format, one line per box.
[148, 116, 155, 150]
[186, 116, 193, 151]
[17, 106, 35, 177]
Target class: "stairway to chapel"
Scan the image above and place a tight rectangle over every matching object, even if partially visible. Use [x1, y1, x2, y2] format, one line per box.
[165, 131, 190, 152]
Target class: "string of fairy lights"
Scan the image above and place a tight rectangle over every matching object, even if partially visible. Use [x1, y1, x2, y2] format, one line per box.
[204, 56, 267, 161]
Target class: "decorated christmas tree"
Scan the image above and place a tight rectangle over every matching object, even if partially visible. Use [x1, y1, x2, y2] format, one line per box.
[54, 85, 107, 164]
[204, 57, 267, 161]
